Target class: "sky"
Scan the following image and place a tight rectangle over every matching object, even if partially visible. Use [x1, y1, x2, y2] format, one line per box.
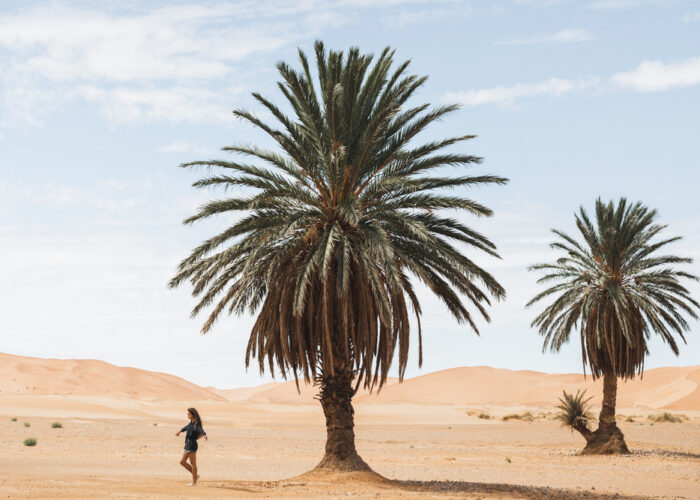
[1, 0, 699, 389]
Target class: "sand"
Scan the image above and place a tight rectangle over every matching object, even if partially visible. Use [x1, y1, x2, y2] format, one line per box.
[2, 353, 699, 499]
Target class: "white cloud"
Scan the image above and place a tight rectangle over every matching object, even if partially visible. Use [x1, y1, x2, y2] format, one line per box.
[155, 141, 217, 156]
[0, 5, 295, 83]
[515, 0, 569, 5]
[497, 29, 593, 45]
[612, 56, 700, 92]
[444, 55, 700, 108]
[587, 0, 671, 8]
[78, 85, 245, 124]
[383, 7, 471, 27]
[443, 77, 598, 108]
[0, 1, 447, 128]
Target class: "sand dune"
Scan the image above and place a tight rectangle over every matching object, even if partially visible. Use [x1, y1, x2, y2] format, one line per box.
[0, 352, 225, 401]
[2, 352, 698, 410]
[214, 365, 700, 410]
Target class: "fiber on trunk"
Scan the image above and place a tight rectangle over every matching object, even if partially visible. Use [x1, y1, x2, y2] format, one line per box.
[314, 370, 371, 471]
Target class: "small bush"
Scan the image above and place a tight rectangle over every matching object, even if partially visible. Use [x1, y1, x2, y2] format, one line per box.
[153, 423, 158, 426]
[11, 417, 17, 422]
[23, 438, 37, 447]
[505, 456, 512, 463]
[649, 412, 682, 423]
[555, 390, 594, 429]
[24, 422, 30, 428]
[478, 413, 492, 420]
[51, 422, 62, 428]
[625, 416, 635, 423]
[502, 412, 534, 422]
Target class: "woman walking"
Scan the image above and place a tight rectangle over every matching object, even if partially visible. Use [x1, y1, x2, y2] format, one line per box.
[175, 407, 207, 485]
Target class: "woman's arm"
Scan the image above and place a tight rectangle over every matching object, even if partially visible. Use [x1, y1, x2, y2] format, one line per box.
[175, 424, 188, 436]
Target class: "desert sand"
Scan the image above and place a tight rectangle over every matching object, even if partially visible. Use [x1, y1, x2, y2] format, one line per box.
[2, 352, 699, 499]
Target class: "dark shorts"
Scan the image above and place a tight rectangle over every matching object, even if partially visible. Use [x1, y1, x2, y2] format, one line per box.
[184, 448, 197, 453]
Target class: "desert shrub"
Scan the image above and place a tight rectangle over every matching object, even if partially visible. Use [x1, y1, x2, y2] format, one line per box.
[153, 423, 158, 426]
[11, 417, 17, 422]
[505, 456, 512, 463]
[24, 422, 30, 428]
[478, 413, 492, 420]
[554, 390, 593, 429]
[51, 422, 62, 428]
[502, 412, 534, 422]
[648, 412, 682, 423]
[625, 416, 635, 423]
[23, 438, 37, 447]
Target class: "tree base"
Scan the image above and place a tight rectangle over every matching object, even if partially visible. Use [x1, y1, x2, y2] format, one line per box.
[581, 425, 630, 455]
[313, 451, 373, 472]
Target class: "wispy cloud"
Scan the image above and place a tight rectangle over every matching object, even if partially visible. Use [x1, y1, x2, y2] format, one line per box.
[611, 57, 700, 92]
[155, 141, 217, 156]
[498, 29, 592, 46]
[587, 0, 674, 9]
[443, 77, 598, 108]
[383, 7, 471, 27]
[683, 11, 700, 22]
[78, 85, 245, 124]
[0, 1, 451, 128]
[515, 0, 570, 5]
[444, 55, 700, 108]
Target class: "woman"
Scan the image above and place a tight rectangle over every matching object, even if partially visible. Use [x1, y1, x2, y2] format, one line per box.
[175, 407, 207, 485]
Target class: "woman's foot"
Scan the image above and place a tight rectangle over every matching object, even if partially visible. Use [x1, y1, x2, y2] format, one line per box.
[186, 475, 200, 486]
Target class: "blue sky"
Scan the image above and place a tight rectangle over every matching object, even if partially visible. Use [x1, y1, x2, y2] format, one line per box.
[1, 0, 698, 388]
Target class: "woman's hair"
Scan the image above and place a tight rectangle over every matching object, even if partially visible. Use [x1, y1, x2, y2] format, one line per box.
[187, 407, 203, 438]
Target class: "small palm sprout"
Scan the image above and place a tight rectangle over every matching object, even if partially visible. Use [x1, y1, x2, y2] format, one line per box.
[528, 198, 699, 454]
[555, 390, 594, 438]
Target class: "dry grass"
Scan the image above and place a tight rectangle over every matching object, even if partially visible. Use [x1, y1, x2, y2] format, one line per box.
[648, 412, 683, 423]
[502, 412, 535, 422]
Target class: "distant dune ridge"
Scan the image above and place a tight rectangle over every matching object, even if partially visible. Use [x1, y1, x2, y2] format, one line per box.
[0, 352, 225, 401]
[1, 352, 698, 410]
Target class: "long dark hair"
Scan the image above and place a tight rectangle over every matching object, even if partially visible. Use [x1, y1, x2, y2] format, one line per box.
[187, 407, 203, 436]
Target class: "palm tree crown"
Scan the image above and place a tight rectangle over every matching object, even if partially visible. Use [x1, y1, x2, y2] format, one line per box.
[170, 41, 507, 391]
[528, 198, 698, 379]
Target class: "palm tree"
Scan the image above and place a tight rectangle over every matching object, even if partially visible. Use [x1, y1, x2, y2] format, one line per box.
[169, 41, 507, 472]
[528, 198, 698, 454]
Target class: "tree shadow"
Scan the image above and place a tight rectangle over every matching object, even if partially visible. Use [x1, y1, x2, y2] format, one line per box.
[206, 481, 260, 494]
[632, 448, 700, 460]
[394, 480, 649, 499]
[208, 477, 650, 499]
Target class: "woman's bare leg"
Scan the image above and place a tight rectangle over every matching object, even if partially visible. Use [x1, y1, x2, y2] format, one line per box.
[179, 452, 193, 474]
[188, 452, 199, 484]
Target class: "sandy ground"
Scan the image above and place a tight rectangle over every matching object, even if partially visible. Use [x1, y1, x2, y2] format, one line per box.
[2, 397, 699, 500]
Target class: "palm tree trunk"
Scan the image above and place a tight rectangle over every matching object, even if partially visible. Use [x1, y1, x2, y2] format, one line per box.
[581, 371, 630, 455]
[599, 369, 618, 430]
[314, 369, 371, 471]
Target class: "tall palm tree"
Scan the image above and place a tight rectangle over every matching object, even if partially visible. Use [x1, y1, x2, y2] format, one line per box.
[528, 198, 698, 454]
[169, 41, 507, 472]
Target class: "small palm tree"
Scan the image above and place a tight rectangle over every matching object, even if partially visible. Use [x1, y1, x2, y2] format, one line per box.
[555, 390, 594, 439]
[528, 198, 698, 454]
[170, 41, 507, 472]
